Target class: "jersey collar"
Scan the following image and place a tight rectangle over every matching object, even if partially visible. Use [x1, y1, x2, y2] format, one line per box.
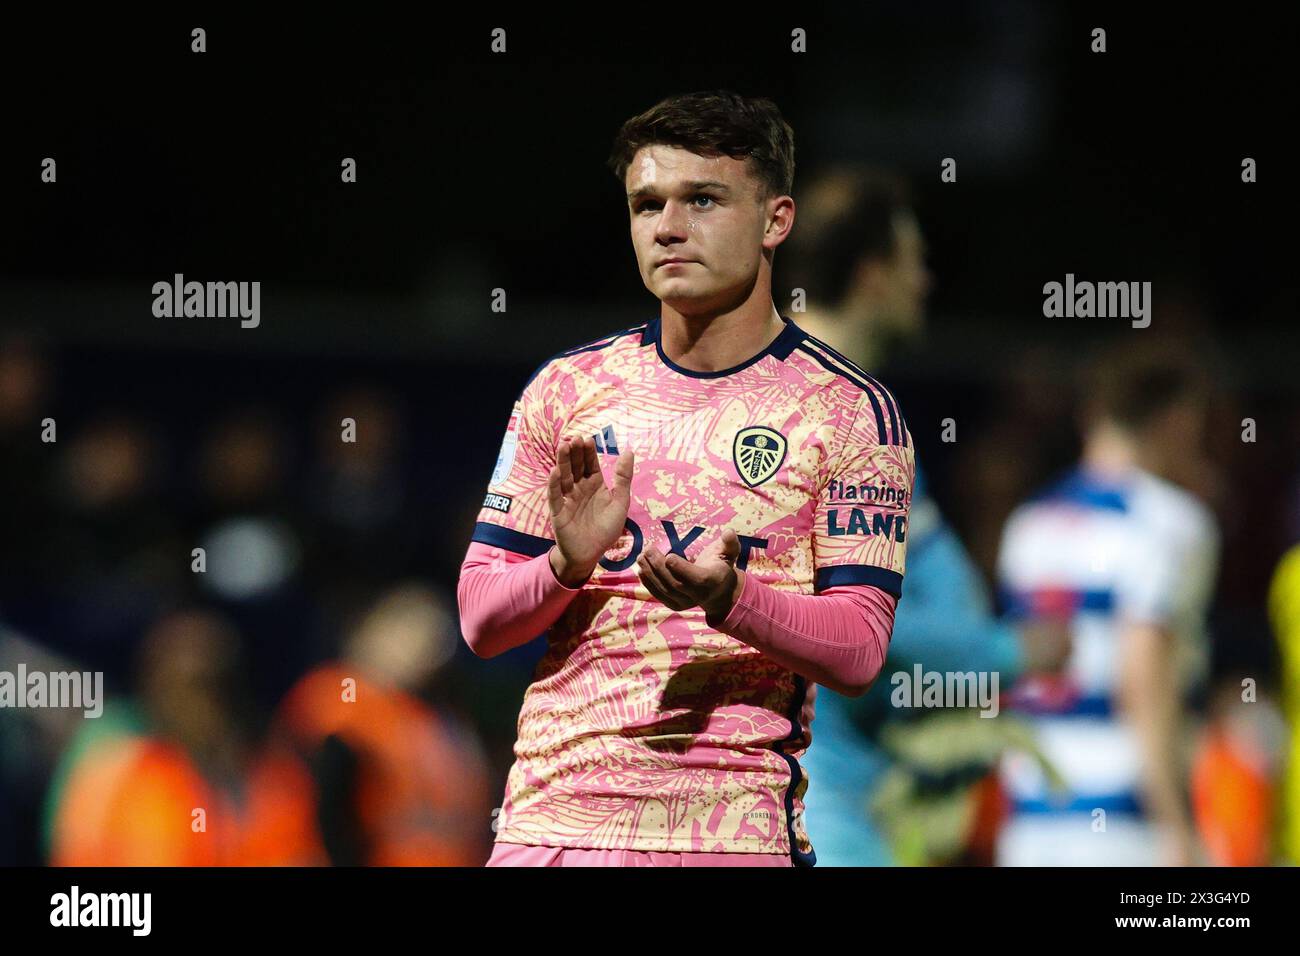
[642, 315, 804, 379]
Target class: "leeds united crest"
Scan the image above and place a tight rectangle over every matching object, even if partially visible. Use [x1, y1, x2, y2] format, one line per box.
[733, 426, 787, 487]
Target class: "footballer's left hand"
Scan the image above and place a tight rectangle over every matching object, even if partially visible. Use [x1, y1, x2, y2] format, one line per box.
[636, 528, 745, 626]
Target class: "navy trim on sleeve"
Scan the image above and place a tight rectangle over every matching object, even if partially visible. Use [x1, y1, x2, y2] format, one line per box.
[795, 344, 890, 445]
[471, 522, 555, 557]
[804, 334, 905, 446]
[795, 330, 909, 447]
[814, 565, 904, 598]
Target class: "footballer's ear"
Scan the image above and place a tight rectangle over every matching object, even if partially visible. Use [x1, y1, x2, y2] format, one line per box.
[763, 194, 795, 250]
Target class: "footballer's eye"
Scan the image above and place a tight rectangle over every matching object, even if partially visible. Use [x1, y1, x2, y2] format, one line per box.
[634, 200, 661, 213]
[691, 195, 716, 209]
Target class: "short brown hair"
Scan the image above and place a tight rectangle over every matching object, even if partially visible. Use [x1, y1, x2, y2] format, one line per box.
[1084, 340, 1211, 431]
[607, 90, 795, 201]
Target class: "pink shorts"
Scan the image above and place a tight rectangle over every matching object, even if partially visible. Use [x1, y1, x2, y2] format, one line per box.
[486, 842, 793, 867]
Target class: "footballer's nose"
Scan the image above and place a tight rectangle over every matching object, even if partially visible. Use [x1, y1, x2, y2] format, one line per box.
[654, 198, 691, 244]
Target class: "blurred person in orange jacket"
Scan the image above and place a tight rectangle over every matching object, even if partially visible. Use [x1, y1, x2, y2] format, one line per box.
[275, 583, 493, 866]
[1190, 675, 1285, 866]
[49, 609, 325, 866]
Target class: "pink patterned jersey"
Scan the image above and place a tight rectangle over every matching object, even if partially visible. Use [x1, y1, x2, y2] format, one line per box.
[471, 315, 915, 862]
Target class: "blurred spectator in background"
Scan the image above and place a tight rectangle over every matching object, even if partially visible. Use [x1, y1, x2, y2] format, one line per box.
[0, 335, 56, 600]
[192, 406, 297, 543]
[190, 407, 319, 707]
[274, 583, 493, 866]
[0, 343, 515, 866]
[2, 626, 95, 866]
[46, 609, 324, 865]
[1189, 673, 1285, 866]
[17, 413, 187, 679]
[996, 342, 1220, 865]
[778, 165, 1067, 865]
[54, 416, 174, 581]
[300, 387, 428, 651]
[0, 335, 58, 864]
[305, 387, 418, 591]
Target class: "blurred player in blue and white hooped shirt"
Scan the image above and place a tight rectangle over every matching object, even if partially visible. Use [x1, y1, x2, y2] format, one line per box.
[996, 344, 1220, 866]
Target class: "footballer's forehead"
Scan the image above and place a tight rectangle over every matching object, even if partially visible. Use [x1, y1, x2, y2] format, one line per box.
[625, 144, 762, 202]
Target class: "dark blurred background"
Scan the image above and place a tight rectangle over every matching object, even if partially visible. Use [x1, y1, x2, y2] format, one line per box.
[0, 6, 1295, 865]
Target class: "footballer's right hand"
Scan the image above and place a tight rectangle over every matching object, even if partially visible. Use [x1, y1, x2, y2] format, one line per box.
[546, 435, 634, 587]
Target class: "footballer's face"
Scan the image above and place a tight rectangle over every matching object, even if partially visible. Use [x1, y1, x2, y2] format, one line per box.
[625, 145, 786, 315]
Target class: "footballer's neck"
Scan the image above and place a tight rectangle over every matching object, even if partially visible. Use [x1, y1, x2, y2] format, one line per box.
[659, 298, 785, 374]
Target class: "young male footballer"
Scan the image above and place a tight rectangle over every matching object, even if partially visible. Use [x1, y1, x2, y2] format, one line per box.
[458, 90, 914, 866]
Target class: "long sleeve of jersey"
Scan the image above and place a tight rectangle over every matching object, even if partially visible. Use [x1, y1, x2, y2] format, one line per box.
[456, 540, 583, 658]
[459, 537, 896, 695]
[712, 573, 897, 697]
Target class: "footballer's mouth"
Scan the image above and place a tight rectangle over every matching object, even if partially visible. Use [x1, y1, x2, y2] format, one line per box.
[656, 258, 698, 268]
